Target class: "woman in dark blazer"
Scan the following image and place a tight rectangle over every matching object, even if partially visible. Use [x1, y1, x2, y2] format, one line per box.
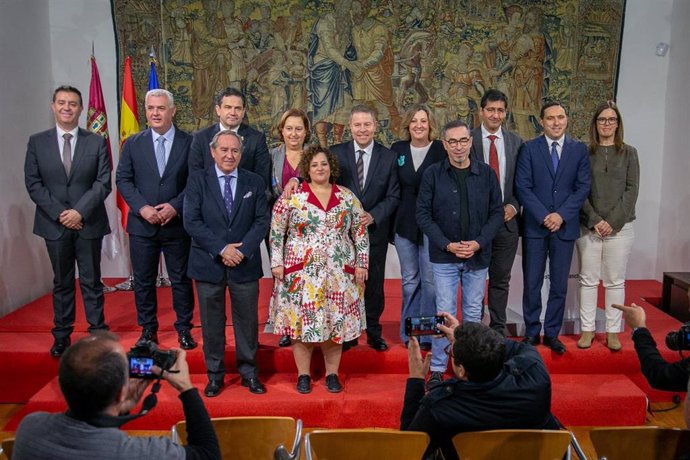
[391, 105, 446, 348]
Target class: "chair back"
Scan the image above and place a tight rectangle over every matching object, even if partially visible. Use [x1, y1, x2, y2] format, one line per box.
[173, 416, 298, 459]
[0, 437, 14, 460]
[452, 429, 572, 460]
[305, 429, 429, 460]
[590, 426, 690, 460]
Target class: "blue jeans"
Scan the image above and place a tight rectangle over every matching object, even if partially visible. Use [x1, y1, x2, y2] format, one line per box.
[430, 262, 488, 372]
[395, 234, 436, 343]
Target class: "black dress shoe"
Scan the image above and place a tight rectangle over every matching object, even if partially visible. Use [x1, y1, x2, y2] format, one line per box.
[342, 339, 358, 352]
[136, 329, 158, 347]
[178, 330, 198, 350]
[278, 335, 291, 347]
[543, 336, 566, 354]
[522, 335, 541, 346]
[367, 336, 388, 351]
[296, 374, 311, 394]
[204, 379, 224, 397]
[325, 373, 343, 393]
[241, 377, 267, 394]
[50, 337, 71, 357]
[419, 342, 432, 352]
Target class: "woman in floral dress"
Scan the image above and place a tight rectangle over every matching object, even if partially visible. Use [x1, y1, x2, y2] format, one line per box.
[270, 145, 369, 394]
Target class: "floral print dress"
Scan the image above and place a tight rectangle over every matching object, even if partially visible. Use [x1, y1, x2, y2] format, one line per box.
[269, 183, 369, 343]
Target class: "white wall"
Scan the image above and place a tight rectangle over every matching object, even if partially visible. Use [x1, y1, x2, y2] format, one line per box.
[656, 0, 690, 275]
[1, 0, 687, 316]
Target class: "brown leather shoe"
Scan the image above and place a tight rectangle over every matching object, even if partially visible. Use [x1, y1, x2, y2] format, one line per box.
[606, 333, 622, 351]
[577, 331, 595, 349]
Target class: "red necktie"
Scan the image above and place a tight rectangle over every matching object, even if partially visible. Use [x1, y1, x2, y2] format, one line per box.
[488, 135, 500, 183]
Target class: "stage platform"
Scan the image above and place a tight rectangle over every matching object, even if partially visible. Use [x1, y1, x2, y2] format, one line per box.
[0, 278, 681, 431]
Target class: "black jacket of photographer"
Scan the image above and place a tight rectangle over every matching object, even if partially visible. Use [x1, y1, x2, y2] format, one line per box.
[400, 339, 559, 460]
[633, 327, 690, 391]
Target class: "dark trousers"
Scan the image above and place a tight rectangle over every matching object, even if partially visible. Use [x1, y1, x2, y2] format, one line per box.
[45, 232, 107, 340]
[365, 241, 388, 339]
[129, 234, 194, 332]
[486, 226, 519, 336]
[196, 277, 259, 381]
[522, 235, 575, 338]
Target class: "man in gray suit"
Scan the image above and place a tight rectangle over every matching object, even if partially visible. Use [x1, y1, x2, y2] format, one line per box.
[469, 89, 524, 336]
[24, 85, 112, 356]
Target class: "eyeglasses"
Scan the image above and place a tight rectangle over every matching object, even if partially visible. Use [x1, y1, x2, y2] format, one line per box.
[596, 117, 618, 125]
[444, 343, 454, 358]
[445, 137, 471, 148]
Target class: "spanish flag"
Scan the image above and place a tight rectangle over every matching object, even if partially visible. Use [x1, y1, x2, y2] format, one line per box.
[117, 56, 140, 229]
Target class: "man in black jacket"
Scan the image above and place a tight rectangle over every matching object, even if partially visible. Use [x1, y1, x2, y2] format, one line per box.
[401, 313, 558, 460]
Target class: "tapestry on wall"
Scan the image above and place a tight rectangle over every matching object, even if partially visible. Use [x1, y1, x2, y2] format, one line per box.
[113, 0, 625, 146]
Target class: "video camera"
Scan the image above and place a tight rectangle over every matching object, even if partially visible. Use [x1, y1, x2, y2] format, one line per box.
[665, 322, 690, 351]
[127, 342, 177, 379]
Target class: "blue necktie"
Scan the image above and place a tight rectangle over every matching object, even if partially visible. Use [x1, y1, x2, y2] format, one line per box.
[223, 175, 234, 217]
[155, 137, 166, 176]
[550, 141, 559, 172]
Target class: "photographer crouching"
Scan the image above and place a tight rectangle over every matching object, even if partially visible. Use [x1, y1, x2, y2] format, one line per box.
[13, 332, 220, 460]
[400, 312, 559, 460]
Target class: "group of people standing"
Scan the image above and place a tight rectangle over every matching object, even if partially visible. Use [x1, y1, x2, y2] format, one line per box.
[24, 82, 638, 397]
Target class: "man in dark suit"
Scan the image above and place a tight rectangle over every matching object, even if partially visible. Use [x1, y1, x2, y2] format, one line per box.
[184, 130, 270, 397]
[24, 85, 111, 356]
[330, 104, 400, 351]
[188, 87, 270, 197]
[515, 101, 591, 353]
[469, 89, 524, 337]
[116, 89, 196, 350]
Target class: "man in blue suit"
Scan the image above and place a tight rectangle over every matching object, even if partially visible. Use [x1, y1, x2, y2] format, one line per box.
[116, 89, 196, 350]
[24, 85, 111, 357]
[184, 130, 270, 397]
[515, 101, 591, 353]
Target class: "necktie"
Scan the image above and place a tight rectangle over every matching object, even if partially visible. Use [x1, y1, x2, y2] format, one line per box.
[156, 137, 166, 176]
[223, 175, 234, 217]
[356, 149, 365, 189]
[550, 141, 559, 172]
[62, 133, 73, 175]
[487, 135, 500, 183]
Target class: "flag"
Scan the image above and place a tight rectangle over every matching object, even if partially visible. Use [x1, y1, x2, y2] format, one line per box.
[148, 59, 159, 91]
[87, 54, 121, 259]
[118, 56, 140, 230]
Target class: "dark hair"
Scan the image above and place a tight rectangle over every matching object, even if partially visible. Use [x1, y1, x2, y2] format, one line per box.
[442, 120, 470, 139]
[214, 87, 246, 108]
[58, 332, 127, 420]
[298, 145, 340, 184]
[53, 85, 83, 107]
[452, 322, 506, 383]
[480, 89, 508, 109]
[276, 108, 311, 143]
[399, 104, 438, 141]
[589, 100, 625, 154]
[540, 100, 567, 119]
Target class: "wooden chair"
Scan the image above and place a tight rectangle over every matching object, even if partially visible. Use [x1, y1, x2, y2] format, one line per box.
[590, 426, 690, 460]
[304, 429, 429, 460]
[0, 437, 14, 460]
[452, 429, 572, 460]
[172, 416, 301, 460]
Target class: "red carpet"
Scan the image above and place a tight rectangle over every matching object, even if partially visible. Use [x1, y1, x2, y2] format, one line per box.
[0, 278, 680, 430]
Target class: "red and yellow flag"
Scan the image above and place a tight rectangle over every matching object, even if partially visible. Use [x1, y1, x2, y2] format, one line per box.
[117, 56, 140, 229]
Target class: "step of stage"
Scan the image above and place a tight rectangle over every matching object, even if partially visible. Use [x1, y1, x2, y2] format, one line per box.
[4, 372, 646, 432]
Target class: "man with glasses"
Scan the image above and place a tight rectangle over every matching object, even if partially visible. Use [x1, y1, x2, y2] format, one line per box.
[417, 120, 503, 389]
[401, 312, 558, 460]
